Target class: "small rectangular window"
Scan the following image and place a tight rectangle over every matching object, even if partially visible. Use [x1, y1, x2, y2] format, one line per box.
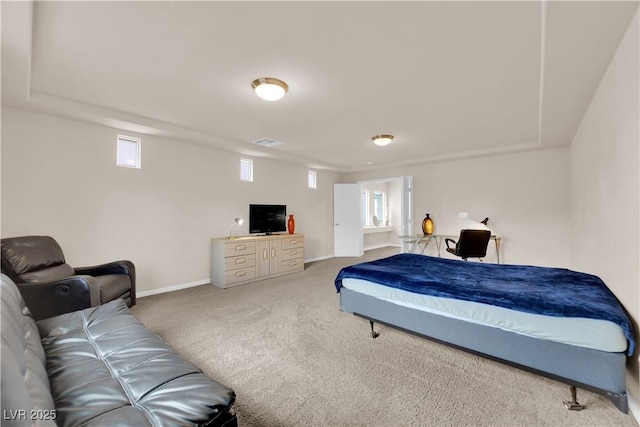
[240, 158, 253, 182]
[117, 135, 141, 168]
[373, 191, 385, 224]
[308, 170, 317, 189]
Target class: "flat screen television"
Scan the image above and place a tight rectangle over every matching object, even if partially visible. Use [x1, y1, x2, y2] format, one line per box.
[249, 204, 286, 235]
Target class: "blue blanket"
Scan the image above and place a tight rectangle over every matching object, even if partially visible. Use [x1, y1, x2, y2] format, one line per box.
[335, 254, 634, 355]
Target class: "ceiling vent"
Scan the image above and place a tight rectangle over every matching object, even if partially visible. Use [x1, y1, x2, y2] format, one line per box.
[252, 137, 283, 148]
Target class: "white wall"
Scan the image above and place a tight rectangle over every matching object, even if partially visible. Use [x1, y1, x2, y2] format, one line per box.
[345, 148, 571, 267]
[570, 10, 639, 414]
[1, 107, 342, 293]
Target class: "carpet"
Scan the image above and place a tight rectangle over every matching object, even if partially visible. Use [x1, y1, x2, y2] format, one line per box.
[132, 247, 638, 427]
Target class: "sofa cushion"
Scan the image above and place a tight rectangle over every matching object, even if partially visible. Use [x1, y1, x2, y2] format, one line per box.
[1, 274, 57, 426]
[38, 299, 236, 426]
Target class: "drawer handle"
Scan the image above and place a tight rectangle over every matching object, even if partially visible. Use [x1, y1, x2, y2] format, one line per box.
[235, 244, 247, 251]
[289, 240, 297, 245]
[235, 258, 246, 265]
[289, 261, 298, 266]
[235, 271, 246, 277]
[290, 250, 298, 256]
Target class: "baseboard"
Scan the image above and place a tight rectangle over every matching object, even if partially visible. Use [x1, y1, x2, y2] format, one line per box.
[304, 255, 333, 263]
[629, 391, 639, 423]
[364, 244, 389, 251]
[307, 246, 398, 261]
[364, 244, 401, 251]
[137, 279, 210, 298]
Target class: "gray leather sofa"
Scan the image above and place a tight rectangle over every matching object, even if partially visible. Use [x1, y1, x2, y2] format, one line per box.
[1, 274, 237, 426]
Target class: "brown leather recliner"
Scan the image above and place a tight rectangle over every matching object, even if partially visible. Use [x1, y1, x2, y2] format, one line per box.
[1, 235, 135, 320]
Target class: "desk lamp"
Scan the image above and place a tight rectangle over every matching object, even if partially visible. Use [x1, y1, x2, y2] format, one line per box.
[229, 217, 243, 238]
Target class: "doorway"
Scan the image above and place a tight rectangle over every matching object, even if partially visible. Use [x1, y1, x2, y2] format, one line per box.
[333, 176, 413, 257]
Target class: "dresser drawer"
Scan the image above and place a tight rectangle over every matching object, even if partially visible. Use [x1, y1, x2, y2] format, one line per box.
[224, 267, 257, 285]
[224, 241, 256, 257]
[281, 237, 303, 250]
[281, 248, 304, 261]
[280, 258, 304, 273]
[224, 254, 256, 271]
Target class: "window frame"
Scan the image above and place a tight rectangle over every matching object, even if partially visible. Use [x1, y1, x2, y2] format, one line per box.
[362, 189, 388, 227]
[240, 158, 254, 182]
[373, 191, 385, 225]
[308, 170, 317, 189]
[116, 135, 141, 169]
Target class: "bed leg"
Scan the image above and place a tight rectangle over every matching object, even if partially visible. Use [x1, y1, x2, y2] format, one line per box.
[563, 386, 585, 411]
[369, 321, 379, 339]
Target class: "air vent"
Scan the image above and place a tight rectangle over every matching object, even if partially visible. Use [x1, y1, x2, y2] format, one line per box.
[251, 137, 283, 148]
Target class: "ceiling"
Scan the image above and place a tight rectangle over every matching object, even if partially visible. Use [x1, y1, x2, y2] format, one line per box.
[2, 1, 638, 172]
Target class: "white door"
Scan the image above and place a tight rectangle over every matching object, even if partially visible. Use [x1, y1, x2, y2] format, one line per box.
[334, 183, 363, 257]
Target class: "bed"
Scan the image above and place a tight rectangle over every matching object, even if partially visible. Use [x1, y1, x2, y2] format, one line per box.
[334, 253, 635, 413]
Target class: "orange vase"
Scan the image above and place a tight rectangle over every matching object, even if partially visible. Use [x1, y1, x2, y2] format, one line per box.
[287, 214, 295, 234]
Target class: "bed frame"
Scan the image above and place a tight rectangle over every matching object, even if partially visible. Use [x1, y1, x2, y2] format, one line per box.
[339, 287, 629, 413]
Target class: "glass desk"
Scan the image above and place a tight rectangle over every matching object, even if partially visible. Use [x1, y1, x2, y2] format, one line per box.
[399, 234, 501, 263]
[398, 235, 433, 254]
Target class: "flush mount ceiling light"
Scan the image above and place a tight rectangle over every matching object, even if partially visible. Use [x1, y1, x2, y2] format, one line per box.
[372, 134, 394, 146]
[251, 77, 289, 101]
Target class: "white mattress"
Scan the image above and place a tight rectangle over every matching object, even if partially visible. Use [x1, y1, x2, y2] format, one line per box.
[342, 278, 628, 353]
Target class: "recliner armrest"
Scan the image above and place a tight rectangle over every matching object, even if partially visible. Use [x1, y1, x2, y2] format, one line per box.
[74, 260, 134, 277]
[75, 260, 136, 305]
[17, 276, 101, 321]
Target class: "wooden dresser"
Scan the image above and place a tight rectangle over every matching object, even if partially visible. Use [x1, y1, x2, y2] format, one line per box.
[211, 234, 304, 288]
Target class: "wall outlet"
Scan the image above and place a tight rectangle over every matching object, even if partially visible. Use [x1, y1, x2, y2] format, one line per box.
[458, 212, 468, 219]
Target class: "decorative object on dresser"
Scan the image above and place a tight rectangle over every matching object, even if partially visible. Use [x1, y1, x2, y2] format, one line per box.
[211, 234, 304, 288]
[229, 217, 244, 238]
[287, 214, 295, 234]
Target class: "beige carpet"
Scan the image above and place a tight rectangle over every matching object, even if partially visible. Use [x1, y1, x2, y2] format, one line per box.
[132, 248, 638, 427]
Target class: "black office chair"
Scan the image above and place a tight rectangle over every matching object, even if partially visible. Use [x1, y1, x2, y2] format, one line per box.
[445, 229, 491, 261]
